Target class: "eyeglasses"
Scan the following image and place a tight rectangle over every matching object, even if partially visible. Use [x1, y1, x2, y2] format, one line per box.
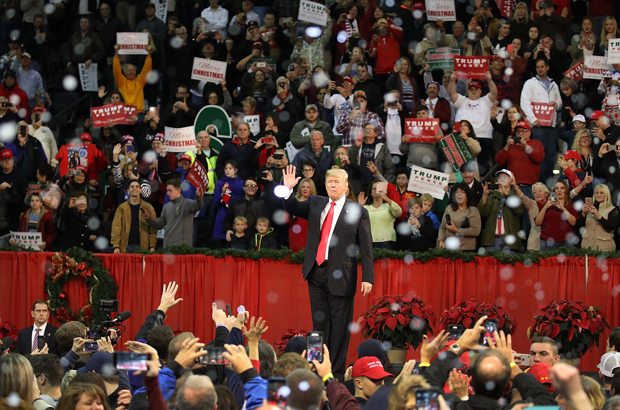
[244, 184, 258, 188]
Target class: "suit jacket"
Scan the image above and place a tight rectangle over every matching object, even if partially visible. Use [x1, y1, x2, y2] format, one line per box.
[284, 195, 374, 296]
[15, 324, 59, 356]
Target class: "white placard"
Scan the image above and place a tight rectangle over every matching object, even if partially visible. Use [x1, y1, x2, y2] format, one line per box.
[608, 39, 620, 64]
[154, 0, 168, 22]
[496, 107, 505, 123]
[407, 166, 449, 200]
[117, 32, 149, 55]
[191, 57, 227, 84]
[165, 126, 197, 152]
[286, 141, 301, 162]
[78, 63, 98, 92]
[584, 56, 613, 80]
[243, 115, 260, 135]
[426, 0, 456, 21]
[10, 231, 42, 249]
[298, 0, 328, 26]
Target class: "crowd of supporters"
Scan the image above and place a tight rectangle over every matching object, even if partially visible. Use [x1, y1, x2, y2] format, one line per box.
[1, 0, 620, 254]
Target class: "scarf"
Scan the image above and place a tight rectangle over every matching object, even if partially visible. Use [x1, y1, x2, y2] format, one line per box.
[582, 31, 595, 51]
[344, 19, 358, 38]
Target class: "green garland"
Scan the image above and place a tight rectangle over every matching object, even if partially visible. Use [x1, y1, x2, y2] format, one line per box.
[46, 247, 118, 326]
[3, 244, 620, 267]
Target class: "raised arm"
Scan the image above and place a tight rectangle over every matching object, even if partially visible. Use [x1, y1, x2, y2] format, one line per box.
[448, 72, 459, 104]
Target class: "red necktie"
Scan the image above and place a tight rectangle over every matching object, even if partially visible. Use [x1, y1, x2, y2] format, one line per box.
[317, 201, 336, 265]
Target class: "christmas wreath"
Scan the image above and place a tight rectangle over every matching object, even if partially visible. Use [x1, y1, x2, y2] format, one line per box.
[45, 248, 118, 326]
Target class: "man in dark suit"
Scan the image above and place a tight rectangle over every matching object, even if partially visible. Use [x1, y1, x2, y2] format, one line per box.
[282, 165, 374, 376]
[15, 300, 59, 356]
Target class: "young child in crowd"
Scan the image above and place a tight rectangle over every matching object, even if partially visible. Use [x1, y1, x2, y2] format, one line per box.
[407, 197, 438, 252]
[226, 216, 250, 250]
[421, 193, 440, 229]
[249, 217, 278, 250]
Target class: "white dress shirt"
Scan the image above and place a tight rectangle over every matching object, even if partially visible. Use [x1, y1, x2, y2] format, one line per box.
[319, 195, 346, 261]
[385, 107, 402, 155]
[200, 6, 229, 39]
[31, 322, 47, 351]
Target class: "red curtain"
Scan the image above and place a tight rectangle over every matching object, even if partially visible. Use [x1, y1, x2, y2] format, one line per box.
[0, 251, 614, 372]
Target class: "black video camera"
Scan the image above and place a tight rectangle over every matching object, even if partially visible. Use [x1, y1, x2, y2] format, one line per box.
[89, 299, 124, 344]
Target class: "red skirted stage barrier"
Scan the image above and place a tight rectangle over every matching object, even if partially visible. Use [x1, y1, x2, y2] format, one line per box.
[1, 252, 618, 372]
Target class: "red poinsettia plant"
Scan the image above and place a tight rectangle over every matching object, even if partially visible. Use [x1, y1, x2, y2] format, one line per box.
[273, 329, 307, 355]
[1, 321, 18, 351]
[359, 295, 436, 350]
[527, 300, 610, 359]
[440, 300, 517, 335]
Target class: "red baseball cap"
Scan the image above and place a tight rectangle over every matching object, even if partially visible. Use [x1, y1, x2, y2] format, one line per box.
[80, 133, 92, 142]
[413, 1, 425, 10]
[468, 81, 482, 90]
[179, 154, 192, 162]
[352, 356, 393, 379]
[343, 76, 354, 84]
[590, 110, 605, 121]
[0, 149, 13, 160]
[252, 41, 263, 48]
[73, 165, 87, 174]
[563, 150, 581, 161]
[515, 121, 531, 130]
[525, 362, 553, 391]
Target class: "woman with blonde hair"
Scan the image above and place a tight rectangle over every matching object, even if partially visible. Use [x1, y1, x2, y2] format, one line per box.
[512, 180, 548, 250]
[1, 354, 39, 409]
[556, 376, 606, 410]
[570, 128, 592, 174]
[599, 16, 620, 50]
[289, 178, 317, 252]
[510, 2, 531, 43]
[578, 184, 619, 251]
[56, 383, 110, 410]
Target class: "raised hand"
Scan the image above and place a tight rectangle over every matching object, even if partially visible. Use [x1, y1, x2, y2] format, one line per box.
[157, 281, 183, 314]
[283, 165, 301, 190]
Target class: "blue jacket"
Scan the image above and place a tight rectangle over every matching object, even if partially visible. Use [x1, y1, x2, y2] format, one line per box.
[215, 138, 256, 180]
[133, 360, 183, 401]
[292, 147, 335, 175]
[426, 210, 441, 229]
[225, 328, 246, 408]
[240, 368, 268, 410]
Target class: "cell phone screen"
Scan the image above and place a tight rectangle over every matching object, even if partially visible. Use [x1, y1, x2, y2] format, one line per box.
[273, 153, 284, 160]
[267, 377, 288, 405]
[306, 332, 323, 362]
[416, 389, 439, 410]
[83, 342, 99, 352]
[448, 326, 462, 342]
[86, 330, 97, 339]
[199, 347, 230, 365]
[114, 352, 150, 371]
[126, 145, 134, 153]
[481, 319, 498, 347]
[37, 336, 45, 349]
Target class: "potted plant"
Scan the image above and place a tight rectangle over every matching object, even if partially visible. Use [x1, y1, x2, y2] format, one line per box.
[527, 300, 610, 360]
[359, 295, 436, 363]
[440, 299, 517, 334]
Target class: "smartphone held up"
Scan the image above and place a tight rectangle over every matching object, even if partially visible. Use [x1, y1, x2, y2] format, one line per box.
[306, 331, 323, 363]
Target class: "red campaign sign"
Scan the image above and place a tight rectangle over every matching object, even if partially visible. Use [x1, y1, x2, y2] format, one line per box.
[186, 159, 209, 193]
[532, 103, 556, 127]
[404, 118, 440, 143]
[91, 103, 126, 127]
[122, 105, 137, 125]
[497, 0, 513, 17]
[564, 60, 583, 82]
[454, 56, 489, 80]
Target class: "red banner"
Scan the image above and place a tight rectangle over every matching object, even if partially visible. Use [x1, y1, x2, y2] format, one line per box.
[91, 103, 126, 127]
[454, 56, 489, 80]
[497, 0, 513, 17]
[531, 103, 556, 127]
[186, 159, 209, 193]
[404, 118, 440, 143]
[564, 60, 583, 82]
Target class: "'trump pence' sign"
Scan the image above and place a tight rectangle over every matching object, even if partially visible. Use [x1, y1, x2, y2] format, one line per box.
[298, 0, 328, 26]
[408, 166, 449, 199]
[117, 32, 149, 55]
[165, 126, 196, 152]
[608, 39, 620, 64]
[191, 58, 227, 83]
[186, 159, 209, 192]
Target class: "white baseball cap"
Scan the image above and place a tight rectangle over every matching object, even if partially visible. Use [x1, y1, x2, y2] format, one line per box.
[573, 114, 586, 124]
[496, 169, 514, 179]
[598, 352, 620, 378]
